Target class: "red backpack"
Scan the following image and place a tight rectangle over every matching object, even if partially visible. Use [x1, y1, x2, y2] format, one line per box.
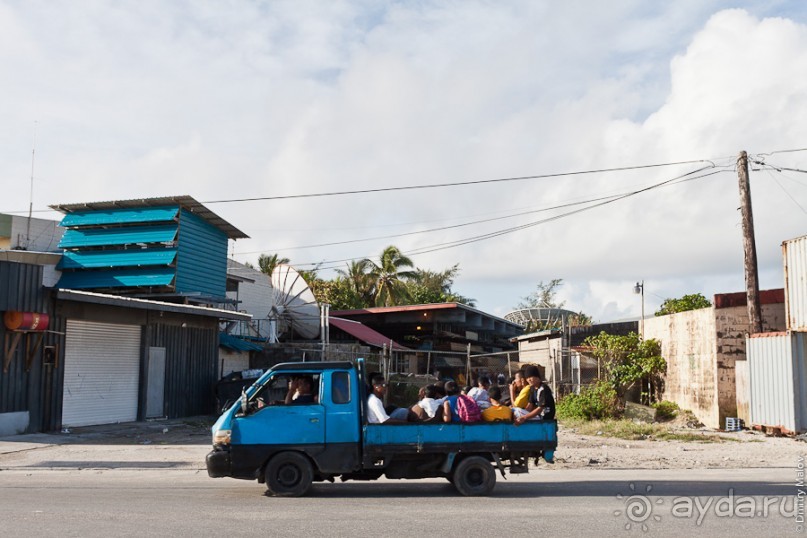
[456, 394, 482, 423]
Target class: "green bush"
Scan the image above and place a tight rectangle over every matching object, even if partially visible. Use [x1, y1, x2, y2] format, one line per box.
[653, 400, 680, 422]
[556, 381, 619, 420]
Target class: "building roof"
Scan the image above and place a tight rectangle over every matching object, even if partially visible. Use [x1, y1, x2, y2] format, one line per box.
[219, 332, 264, 352]
[50, 195, 249, 240]
[56, 289, 251, 320]
[512, 329, 562, 342]
[331, 302, 522, 329]
[330, 317, 410, 351]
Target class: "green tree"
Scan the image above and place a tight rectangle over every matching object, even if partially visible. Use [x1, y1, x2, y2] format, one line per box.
[258, 253, 290, 275]
[517, 278, 566, 309]
[370, 246, 418, 307]
[583, 331, 666, 404]
[335, 259, 375, 307]
[654, 293, 711, 316]
[406, 265, 476, 306]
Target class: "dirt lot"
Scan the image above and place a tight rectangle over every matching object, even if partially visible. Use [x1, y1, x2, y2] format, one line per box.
[0, 416, 804, 472]
[554, 425, 805, 470]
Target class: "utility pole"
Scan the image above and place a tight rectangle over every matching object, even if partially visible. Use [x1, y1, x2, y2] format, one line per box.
[737, 151, 763, 334]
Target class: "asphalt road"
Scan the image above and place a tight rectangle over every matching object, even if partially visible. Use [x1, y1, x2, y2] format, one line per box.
[0, 467, 801, 537]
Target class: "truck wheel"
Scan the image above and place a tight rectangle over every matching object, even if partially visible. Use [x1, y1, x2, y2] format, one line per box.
[264, 452, 314, 497]
[451, 456, 496, 496]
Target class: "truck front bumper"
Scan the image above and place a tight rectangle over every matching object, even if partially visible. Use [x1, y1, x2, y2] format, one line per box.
[206, 448, 232, 478]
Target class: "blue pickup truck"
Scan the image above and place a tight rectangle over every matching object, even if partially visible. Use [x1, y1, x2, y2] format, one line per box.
[206, 359, 557, 496]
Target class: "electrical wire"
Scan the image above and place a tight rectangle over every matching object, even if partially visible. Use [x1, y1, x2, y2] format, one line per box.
[201, 159, 717, 204]
[235, 192, 626, 254]
[764, 169, 807, 215]
[279, 165, 724, 271]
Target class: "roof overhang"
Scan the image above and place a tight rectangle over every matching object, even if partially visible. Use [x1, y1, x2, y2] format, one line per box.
[56, 289, 251, 321]
[49, 195, 249, 240]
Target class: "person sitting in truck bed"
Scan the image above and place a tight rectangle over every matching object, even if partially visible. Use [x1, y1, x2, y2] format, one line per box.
[511, 370, 532, 409]
[408, 384, 443, 422]
[481, 385, 512, 422]
[467, 375, 492, 409]
[441, 381, 462, 423]
[366, 374, 407, 424]
[514, 365, 555, 424]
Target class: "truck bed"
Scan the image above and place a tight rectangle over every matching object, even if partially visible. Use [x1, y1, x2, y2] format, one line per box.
[363, 420, 557, 458]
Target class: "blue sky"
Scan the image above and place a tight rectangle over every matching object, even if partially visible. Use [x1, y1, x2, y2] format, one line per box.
[1, 1, 806, 320]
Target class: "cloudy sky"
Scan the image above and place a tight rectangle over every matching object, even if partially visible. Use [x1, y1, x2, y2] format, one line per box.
[2, 1, 807, 321]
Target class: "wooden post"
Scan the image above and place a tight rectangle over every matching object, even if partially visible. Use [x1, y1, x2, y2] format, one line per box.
[466, 344, 471, 386]
[738, 151, 764, 334]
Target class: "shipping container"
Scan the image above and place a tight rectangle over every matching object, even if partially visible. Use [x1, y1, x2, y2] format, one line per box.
[783, 235, 807, 332]
[747, 331, 807, 433]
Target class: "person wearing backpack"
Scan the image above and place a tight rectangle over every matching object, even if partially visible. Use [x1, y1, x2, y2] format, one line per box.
[442, 381, 482, 423]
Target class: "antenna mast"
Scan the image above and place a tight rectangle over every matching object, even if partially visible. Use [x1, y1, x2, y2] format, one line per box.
[25, 121, 37, 250]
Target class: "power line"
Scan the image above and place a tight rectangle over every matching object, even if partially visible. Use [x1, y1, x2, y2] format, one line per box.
[235, 192, 626, 255]
[235, 163, 735, 256]
[281, 165, 723, 272]
[202, 159, 717, 204]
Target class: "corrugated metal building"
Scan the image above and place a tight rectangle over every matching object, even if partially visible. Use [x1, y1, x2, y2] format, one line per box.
[784, 235, 807, 332]
[743, 233, 807, 433]
[50, 196, 248, 303]
[746, 332, 807, 433]
[1, 195, 254, 433]
[0, 260, 64, 434]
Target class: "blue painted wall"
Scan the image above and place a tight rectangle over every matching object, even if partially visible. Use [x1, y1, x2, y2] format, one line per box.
[175, 209, 228, 298]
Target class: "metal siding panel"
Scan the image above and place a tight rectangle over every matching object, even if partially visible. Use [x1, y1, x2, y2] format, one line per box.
[62, 320, 141, 427]
[747, 333, 797, 431]
[146, 323, 218, 418]
[56, 268, 176, 289]
[58, 224, 178, 248]
[794, 332, 807, 431]
[784, 235, 807, 332]
[0, 261, 62, 433]
[175, 210, 227, 297]
[58, 248, 178, 270]
[59, 206, 179, 227]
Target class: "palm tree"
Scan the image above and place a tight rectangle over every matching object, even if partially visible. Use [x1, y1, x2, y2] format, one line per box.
[369, 246, 417, 307]
[336, 259, 375, 306]
[258, 253, 290, 275]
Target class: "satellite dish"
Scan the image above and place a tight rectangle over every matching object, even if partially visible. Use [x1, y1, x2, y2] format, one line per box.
[269, 264, 320, 341]
[505, 307, 576, 331]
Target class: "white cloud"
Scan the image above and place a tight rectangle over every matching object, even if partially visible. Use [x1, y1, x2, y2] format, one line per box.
[1, 1, 806, 321]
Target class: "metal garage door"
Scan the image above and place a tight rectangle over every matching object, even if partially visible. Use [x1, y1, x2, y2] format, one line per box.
[62, 320, 142, 427]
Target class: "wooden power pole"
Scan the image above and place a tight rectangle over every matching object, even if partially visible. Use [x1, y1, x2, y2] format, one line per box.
[737, 151, 763, 334]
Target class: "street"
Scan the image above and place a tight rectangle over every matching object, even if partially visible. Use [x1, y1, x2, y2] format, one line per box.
[0, 467, 800, 537]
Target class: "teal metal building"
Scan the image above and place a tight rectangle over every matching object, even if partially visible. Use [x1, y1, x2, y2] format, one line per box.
[50, 196, 248, 303]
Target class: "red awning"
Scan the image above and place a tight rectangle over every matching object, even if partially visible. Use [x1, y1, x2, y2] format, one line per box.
[329, 317, 410, 351]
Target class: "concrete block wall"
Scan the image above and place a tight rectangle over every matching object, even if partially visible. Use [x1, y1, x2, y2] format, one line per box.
[644, 308, 719, 428]
[714, 302, 786, 427]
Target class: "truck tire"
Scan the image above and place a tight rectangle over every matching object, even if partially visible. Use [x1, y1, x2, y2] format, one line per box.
[451, 456, 496, 496]
[264, 452, 314, 497]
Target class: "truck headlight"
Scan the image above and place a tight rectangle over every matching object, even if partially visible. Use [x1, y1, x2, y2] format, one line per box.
[213, 429, 231, 446]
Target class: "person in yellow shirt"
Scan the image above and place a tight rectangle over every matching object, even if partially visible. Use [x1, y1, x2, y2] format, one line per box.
[512, 371, 533, 409]
[481, 386, 513, 422]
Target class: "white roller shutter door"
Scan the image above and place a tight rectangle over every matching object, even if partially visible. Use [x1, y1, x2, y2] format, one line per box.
[63, 320, 142, 427]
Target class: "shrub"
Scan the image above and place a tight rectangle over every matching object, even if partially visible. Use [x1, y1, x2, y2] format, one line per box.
[653, 400, 679, 422]
[556, 381, 619, 420]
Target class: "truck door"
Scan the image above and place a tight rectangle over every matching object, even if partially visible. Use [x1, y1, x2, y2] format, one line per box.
[320, 369, 361, 473]
[234, 373, 325, 447]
